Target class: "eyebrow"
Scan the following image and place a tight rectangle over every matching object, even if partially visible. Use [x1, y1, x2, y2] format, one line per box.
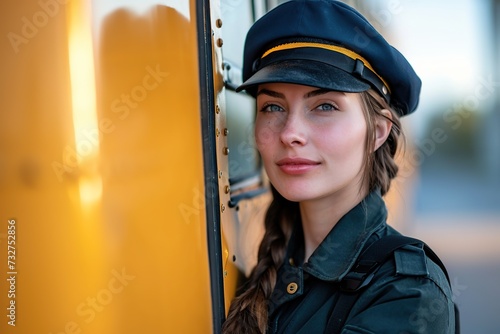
[256, 88, 285, 99]
[304, 88, 335, 98]
[256, 87, 340, 99]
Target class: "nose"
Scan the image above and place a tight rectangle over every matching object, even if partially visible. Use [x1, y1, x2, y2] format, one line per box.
[279, 111, 307, 147]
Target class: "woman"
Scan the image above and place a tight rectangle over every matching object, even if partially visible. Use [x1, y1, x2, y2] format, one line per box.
[223, 1, 456, 333]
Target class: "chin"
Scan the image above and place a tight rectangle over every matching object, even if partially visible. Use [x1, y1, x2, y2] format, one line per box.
[274, 186, 314, 203]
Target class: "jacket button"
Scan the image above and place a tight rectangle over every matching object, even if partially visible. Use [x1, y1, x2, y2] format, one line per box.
[286, 282, 298, 295]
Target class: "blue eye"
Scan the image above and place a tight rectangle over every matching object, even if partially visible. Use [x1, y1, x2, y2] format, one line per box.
[260, 104, 284, 112]
[316, 103, 339, 111]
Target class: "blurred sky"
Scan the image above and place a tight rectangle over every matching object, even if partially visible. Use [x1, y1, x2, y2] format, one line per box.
[379, 0, 495, 136]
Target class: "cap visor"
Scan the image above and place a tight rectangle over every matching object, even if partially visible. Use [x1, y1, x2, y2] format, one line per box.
[236, 60, 370, 95]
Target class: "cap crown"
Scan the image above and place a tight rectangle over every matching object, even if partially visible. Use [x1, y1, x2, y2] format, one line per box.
[241, 0, 421, 116]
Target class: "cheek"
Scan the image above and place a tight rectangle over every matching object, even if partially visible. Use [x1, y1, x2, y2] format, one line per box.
[255, 125, 274, 148]
[319, 121, 367, 160]
[254, 117, 280, 149]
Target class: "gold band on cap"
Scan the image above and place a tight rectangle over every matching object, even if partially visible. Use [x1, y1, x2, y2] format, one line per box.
[261, 42, 390, 93]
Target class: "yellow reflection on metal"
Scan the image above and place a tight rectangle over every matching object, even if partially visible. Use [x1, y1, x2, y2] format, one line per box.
[67, 0, 103, 207]
[0, 0, 213, 333]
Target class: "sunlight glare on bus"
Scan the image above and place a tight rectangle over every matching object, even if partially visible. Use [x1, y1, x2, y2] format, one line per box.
[67, 0, 102, 207]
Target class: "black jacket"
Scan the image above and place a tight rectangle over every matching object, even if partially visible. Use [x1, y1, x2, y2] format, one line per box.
[267, 190, 455, 333]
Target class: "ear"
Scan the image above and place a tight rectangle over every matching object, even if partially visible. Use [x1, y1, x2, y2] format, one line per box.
[373, 109, 393, 152]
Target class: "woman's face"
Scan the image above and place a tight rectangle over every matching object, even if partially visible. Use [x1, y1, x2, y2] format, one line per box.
[255, 82, 368, 203]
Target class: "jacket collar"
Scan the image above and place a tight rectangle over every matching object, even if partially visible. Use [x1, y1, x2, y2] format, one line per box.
[296, 189, 387, 281]
[268, 190, 387, 317]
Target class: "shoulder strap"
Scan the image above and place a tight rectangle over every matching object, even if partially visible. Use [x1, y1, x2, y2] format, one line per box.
[325, 235, 460, 333]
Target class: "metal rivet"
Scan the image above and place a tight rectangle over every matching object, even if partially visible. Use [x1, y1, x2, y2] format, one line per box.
[218, 170, 223, 178]
[216, 128, 220, 137]
[289, 258, 295, 266]
[224, 185, 230, 194]
[223, 147, 229, 155]
[215, 105, 220, 114]
[216, 38, 223, 47]
[221, 204, 226, 213]
[382, 86, 388, 95]
[215, 19, 223, 28]
[286, 282, 298, 295]
[223, 128, 229, 136]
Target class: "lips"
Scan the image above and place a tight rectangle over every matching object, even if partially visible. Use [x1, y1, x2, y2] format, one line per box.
[276, 158, 320, 175]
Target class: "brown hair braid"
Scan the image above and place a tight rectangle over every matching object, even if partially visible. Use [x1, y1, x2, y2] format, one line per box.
[222, 186, 298, 333]
[222, 89, 403, 333]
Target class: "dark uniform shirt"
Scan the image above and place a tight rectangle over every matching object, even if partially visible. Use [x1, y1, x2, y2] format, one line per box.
[267, 190, 455, 333]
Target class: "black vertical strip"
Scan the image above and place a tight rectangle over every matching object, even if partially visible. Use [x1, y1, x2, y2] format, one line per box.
[196, 0, 225, 333]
